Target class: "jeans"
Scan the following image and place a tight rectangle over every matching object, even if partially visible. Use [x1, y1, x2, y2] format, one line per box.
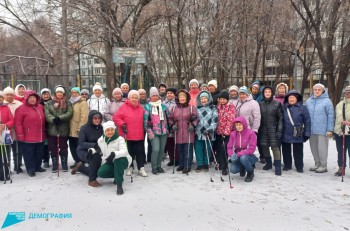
[177, 143, 194, 169]
[230, 154, 258, 173]
[335, 134, 350, 168]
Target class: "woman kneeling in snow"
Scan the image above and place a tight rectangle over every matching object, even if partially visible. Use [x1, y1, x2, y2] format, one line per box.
[97, 121, 132, 195]
[226, 116, 258, 182]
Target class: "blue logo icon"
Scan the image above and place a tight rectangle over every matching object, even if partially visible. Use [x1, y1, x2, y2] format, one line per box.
[1, 212, 26, 229]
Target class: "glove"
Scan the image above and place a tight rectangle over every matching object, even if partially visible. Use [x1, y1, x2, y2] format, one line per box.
[172, 125, 178, 132]
[303, 136, 309, 142]
[188, 125, 194, 132]
[202, 130, 209, 136]
[148, 131, 155, 140]
[190, 115, 197, 122]
[94, 143, 101, 154]
[122, 124, 127, 135]
[105, 152, 116, 165]
[53, 117, 61, 125]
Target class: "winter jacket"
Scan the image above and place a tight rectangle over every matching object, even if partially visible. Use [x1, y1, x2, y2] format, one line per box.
[227, 116, 257, 157]
[97, 135, 132, 167]
[334, 98, 350, 136]
[69, 97, 89, 138]
[169, 90, 199, 144]
[104, 99, 124, 121]
[87, 94, 110, 119]
[45, 97, 73, 137]
[3, 99, 22, 140]
[258, 86, 283, 147]
[144, 102, 169, 136]
[305, 91, 334, 135]
[163, 98, 176, 114]
[189, 88, 200, 107]
[281, 90, 311, 143]
[0, 104, 14, 137]
[274, 82, 289, 105]
[210, 89, 221, 106]
[216, 103, 236, 137]
[114, 99, 145, 141]
[77, 110, 103, 154]
[250, 80, 264, 103]
[15, 91, 46, 143]
[195, 91, 218, 141]
[234, 95, 261, 132]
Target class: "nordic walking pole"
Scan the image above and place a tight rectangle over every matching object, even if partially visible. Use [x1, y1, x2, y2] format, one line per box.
[56, 125, 60, 177]
[1, 144, 7, 184]
[204, 135, 214, 182]
[342, 132, 345, 182]
[207, 137, 224, 181]
[3, 144, 12, 183]
[222, 137, 233, 189]
[173, 130, 176, 174]
[16, 141, 19, 174]
[186, 128, 190, 176]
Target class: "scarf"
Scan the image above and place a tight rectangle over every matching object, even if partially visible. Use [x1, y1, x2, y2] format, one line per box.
[149, 100, 164, 121]
[104, 131, 119, 145]
[53, 96, 67, 109]
[69, 96, 81, 104]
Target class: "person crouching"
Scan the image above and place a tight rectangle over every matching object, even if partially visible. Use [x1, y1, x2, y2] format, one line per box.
[97, 121, 132, 195]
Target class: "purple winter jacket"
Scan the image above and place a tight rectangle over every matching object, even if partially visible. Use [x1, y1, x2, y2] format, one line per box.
[104, 99, 124, 121]
[226, 116, 257, 157]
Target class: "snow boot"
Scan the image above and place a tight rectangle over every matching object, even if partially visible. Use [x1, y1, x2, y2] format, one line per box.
[71, 162, 83, 175]
[116, 184, 124, 195]
[52, 157, 58, 173]
[203, 165, 209, 172]
[263, 157, 272, 170]
[240, 168, 246, 177]
[126, 167, 133, 176]
[61, 156, 68, 172]
[157, 167, 165, 173]
[138, 167, 148, 177]
[334, 167, 344, 176]
[274, 160, 282, 176]
[310, 163, 320, 171]
[222, 168, 228, 176]
[245, 170, 254, 182]
[195, 166, 203, 172]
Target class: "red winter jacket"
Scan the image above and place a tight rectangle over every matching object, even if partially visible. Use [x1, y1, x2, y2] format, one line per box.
[15, 91, 46, 143]
[0, 104, 14, 136]
[114, 99, 145, 141]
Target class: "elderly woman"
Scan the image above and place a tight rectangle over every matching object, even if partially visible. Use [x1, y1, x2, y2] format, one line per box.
[334, 86, 350, 176]
[104, 87, 125, 121]
[80, 89, 90, 101]
[14, 84, 26, 104]
[87, 83, 110, 120]
[305, 83, 334, 173]
[121, 83, 130, 100]
[114, 90, 148, 177]
[281, 90, 311, 173]
[69, 87, 89, 168]
[228, 85, 239, 106]
[15, 91, 46, 177]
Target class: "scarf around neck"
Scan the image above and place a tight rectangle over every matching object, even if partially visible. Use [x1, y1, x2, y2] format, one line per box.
[53, 96, 67, 109]
[149, 100, 164, 121]
[69, 96, 81, 104]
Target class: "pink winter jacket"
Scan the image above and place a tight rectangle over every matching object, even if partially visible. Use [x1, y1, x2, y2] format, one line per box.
[227, 116, 257, 157]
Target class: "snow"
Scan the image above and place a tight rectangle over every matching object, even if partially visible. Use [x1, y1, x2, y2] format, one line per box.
[1, 140, 350, 231]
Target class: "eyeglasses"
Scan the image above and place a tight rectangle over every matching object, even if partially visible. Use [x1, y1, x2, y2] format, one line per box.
[92, 117, 102, 120]
[81, 93, 88, 96]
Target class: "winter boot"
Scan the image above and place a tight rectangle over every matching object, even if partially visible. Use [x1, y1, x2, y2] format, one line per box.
[240, 168, 246, 177]
[203, 165, 209, 172]
[14, 165, 23, 173]
[274, 160, 282, 176]
[315, 166, 327, 173]
[157, 167, 165, 173]
[116, 184, 124, 195]
[334, 167, 344, 176]
[43, 162, 50, 168]
[310, 163, 320, 171]
[61, 156, 68, 172]
[52, 157, 58, 173]
[245, 170, 254, 182]
[167, 161, 174, 167]
[126, 167, 133, 176]
[71, 162, 83, 175]
[263, 157, 272, 170]
[195, 166, 203, 172]
[222, 168, 228, 176]
[138, 167, 148, 177]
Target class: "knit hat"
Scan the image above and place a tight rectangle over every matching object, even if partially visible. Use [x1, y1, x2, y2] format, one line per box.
[138, 89, 146, 95]
[112, 88, 122, 95]
[3, 86, 15, 95]
[103, 121, 116, 133]
[158, 83, 167, 89]
[71, 87, 81, 94]
[55, 85, 65, 94]
[313, 83, 325, 90]
[208, 80, 218, 89]
[229, 85, 239, 93]
[189, 79, 199, 87]
[121, 83, 129, 89]
[344, 86, 350, 94]
[81, 89, 89, 95]
[238, 86, 250, 95]
[218, 90, 229, 100]
[92, 83, 102, 92]
[166, 87, 177, 95]
[200, 83, 208, 89]
[199, 92, 209, 99]
[149, 87, 160, 97]
[128, 90, 139, 99]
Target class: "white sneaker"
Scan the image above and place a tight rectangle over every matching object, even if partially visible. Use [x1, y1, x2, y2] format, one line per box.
[315, 166, 327, 173]
[309, 165, 320, 171]
[138, 167, 148, 177]
[126, 167, 133, 176]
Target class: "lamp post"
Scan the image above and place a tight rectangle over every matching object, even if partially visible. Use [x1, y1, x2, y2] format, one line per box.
[293, 49, 299, 91]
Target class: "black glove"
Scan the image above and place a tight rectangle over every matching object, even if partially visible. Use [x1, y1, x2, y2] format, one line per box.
[94, 143, 101, 154]
[190, 115, 197, 122]
[122, 124, 127, 135]
[53, 117, 61, 125]
[172, 125, 178, 132]
[188, 125, 194, 132]
[106, 152, 116, 165]
[303, 136, 309, 142]
[202, 130, 209, 136]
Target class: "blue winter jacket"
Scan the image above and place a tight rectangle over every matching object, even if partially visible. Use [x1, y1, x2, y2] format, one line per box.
[305, 91, 334, 135]
[250, 80, 264, 103]
[282, 90, 311, 143]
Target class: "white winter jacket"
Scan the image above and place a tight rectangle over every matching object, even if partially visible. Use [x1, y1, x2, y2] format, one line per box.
[97, 135, 132, 166]
[87, 94, 110, 119]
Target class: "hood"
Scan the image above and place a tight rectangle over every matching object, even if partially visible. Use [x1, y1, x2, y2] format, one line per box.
[285, 90, 303, 103]
[234, 116, 248, 131]
[310, 90, 329, 99]
[87, 110, 103, 125]
[262, 86, 274, 101]
[24, 90, 40, 105]
[249, 80, 263, 90]
[15, 84, 26, 92]
[175, 89, 191, 107]
[196, 90, 213, 107]
[238, 94, 254, 103]
[275, 82, 289, 96]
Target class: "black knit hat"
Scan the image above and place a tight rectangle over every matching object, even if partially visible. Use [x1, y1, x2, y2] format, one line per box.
[159, 83, 167, 89]
[166, 87, 177, 95]
[218, 90, 229, 100]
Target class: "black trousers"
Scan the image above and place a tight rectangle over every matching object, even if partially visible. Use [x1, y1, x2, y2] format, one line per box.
[127, 140, 145, 170]
[78, 155, 102, 182]
[281, 142, 304, 170]
[69, 137, 81, 163]
[214, 135, 230, 170]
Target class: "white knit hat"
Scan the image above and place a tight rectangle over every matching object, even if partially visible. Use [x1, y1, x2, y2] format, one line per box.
[229, 85, 239, 93]
[3, 86, 15, 95]
[92, 84, 102, 92]
[121, 83, 129, 89]
[208, 80, 218, 89]
[103, 121, 116, 133]
[189, 79, 199, 87]
[149, 87, 159, 97]
[313, 83, 325, 90]
[55, 86, 65, 94]
[128, 90, 139, 99]
[40, 88, 51, 95]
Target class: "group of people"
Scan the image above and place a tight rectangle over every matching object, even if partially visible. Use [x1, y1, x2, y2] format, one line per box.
[0, 79, 348, 195]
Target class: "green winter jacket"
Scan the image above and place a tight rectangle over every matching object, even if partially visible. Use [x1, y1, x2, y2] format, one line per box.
[334, 98, 350, 135]
[45, 100, 73, 137]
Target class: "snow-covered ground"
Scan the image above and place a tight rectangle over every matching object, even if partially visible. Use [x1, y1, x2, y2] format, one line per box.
[1, 139, 350, 231]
